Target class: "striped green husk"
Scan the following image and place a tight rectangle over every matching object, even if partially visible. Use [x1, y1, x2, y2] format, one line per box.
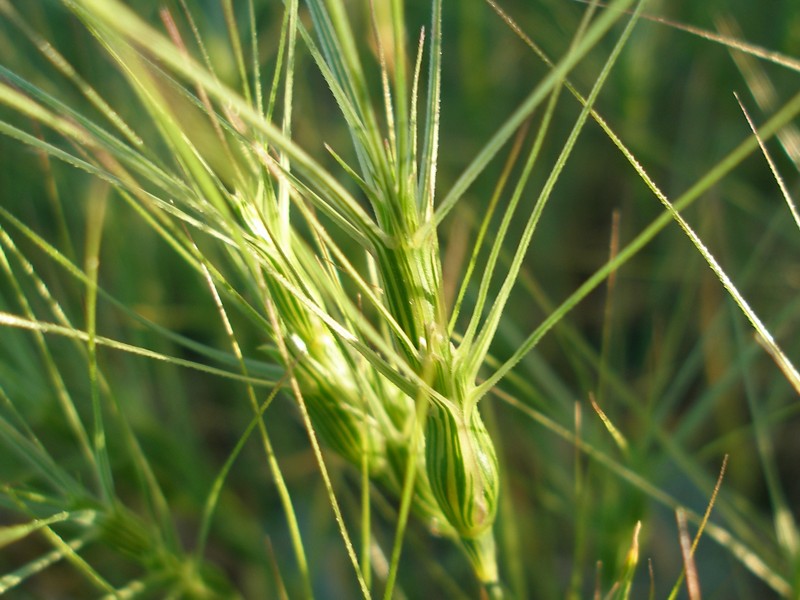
[285, 315, 455, 533]
[372, 195, 501, 582]
[425, 401, 499, 539]
[373, 233, 445, 368]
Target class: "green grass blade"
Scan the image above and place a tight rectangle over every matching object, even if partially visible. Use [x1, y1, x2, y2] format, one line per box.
[476, 86, 800, 401]
[419, 0, 636, 239]
[417, 0, 442, 214]
[389, 0, 410, 192]
[266, 302, 371, 600]
[0, 535, 91, 594]
[65, 0, 383, 246]
[278, 0, 299, 242]
[447, 120, 530, 335]
[0, 229, 96, 472]
[0, 0, 143, 149]
[494, 387, 791, 596]
[469, 0, 646, 379]
[221, 0, 253, 106]
[84, 187, 115, 501]
[0, 312, 272, 386]
[192, 253, 314, 598]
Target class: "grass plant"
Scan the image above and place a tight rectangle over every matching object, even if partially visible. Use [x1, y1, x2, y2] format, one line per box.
[1, 0, 799, 598]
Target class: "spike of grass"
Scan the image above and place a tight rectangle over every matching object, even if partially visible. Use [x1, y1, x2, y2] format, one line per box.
[2, 0, 800, 597]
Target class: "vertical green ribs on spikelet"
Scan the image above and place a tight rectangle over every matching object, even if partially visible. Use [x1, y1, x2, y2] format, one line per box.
[262, 237, 449, 530]
[372, 202, 501, 582]
[425, 401, 499, 540]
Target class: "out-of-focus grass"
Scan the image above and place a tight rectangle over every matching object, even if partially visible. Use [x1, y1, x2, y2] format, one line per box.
[1, 1, 799, 598]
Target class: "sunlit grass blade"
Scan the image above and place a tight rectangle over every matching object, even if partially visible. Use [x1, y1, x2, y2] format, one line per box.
[589, 393, 629, 456]
[0, 534, 91, 594]
[633, 140, 800, 399]
[447, 120, 530, 335]
[0, 0, 143, 149]
[607, 521, 640, 600]
[717, 16, 800, 173]
[0, 311, 274, 385]
[84, 185, 114, 502]
[475, 87, 800, 400]
[0, 511, 77, 549]
[666, 455, 728, 600]
[470, 0, 646, 383]
[221, 0, 253, 107]
[493, 387, 792, 596]
[265, 301, 371, 600]
[735, 93, 800, 233]
[64, 0, 383, 246]
[735, 307, 800, 558]
[457, 89, 558, 359]
[1, 215, 180, 551]
[0, 229, 96, 473]
[192, 247, 314, 597]
[417, 0, 442, 214]
[420, 0, 636, 238]
[277, 0, 299, 240]
[0, 205, 281, 381]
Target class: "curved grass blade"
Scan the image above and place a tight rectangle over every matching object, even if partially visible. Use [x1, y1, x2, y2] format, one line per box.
[419, 0, 637, 239]
[475, 87, 800, 401]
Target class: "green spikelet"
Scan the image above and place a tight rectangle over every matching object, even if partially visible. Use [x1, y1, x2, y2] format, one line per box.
[287, 323, 455, 535]
[425, 402, 499, 539]
[425, 395, 500, 585]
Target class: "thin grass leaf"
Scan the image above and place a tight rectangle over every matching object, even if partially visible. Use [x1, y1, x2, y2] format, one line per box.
[608, 521, 640, 600]
[469, 0, 646, 382]
[65, 0, 383, 246]
[458, 84, 558, 364]
[277, 0, 299, 242]
[0, 511, 76, 548]
[0, 312, 273, 385]
[633, 141, 800, 400]
[159, 7, 249, 193]
[221, 0, 252, 106]
[304, 0, 387, 181]
[192, 247, 314, 598]
[589, 393, 629, 456]
[417, 0, 441, 214]
[676, 509, 702, 600]
[0, 205, 281, 381]
[609, 3, 800, 73]
[420, 0, 636, 238]
[447, 119, 530, 335]
[0, 534, 91, 594]
[717, 15, 800, 171]
[0, 0, 144, 149]
[667, 455, 729, 600]
[735, 93, 800, 233]
[736, 305, 800, 555]
[475, 87, 800, 401]
[264, 298, 372, 600]
[493, 387, 792, 596]
[1, 218, 180, 552]
[84, 185, 114, 502]
[0, 229, 96, 471]
[382, 363, 431, 600]
[389, 0, 410, 194]
[369, 0, 399, 171]
[3, 492, 116, 595]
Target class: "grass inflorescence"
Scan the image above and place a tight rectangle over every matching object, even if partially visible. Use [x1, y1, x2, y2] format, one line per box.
[1, 0, 800, 598]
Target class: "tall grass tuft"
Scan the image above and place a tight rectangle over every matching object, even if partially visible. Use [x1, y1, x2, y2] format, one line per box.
[1, 0, 800, 598]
